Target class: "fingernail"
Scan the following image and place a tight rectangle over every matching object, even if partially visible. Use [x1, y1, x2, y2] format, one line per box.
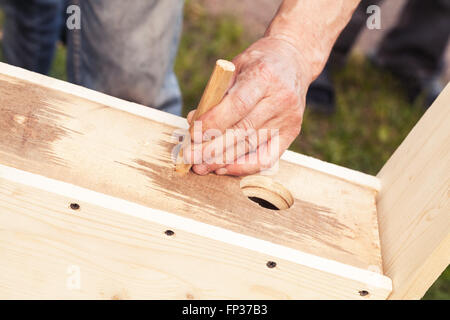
[193, 164, 209, 175]
[216, 168, 227, 175]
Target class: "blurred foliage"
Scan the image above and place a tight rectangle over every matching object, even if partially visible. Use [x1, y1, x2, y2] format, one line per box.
[293, 56, 425, 174]
[424, 267, 450, 300]
[49, 44, 67, 81]
[175, 0, 251, 116]
[0, 0, 448, 299]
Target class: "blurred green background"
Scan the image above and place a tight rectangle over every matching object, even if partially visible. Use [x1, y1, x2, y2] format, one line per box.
[0, 1, 448, 299]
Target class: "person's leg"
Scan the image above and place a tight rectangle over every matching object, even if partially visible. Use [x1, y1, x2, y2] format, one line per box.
[307, 0, 383, 113]
[376, 0, 450, 103]
[66, 0, 184, 115]
[1, 0, 64, 74]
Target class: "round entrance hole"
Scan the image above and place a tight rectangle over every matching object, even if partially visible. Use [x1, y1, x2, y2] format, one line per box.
[240, 176, 294, 210]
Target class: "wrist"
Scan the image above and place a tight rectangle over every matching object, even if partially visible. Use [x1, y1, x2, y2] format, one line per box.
[267, 22, 333, 79]
[265, 0, 360, 82]
[262, 32, 320, 87]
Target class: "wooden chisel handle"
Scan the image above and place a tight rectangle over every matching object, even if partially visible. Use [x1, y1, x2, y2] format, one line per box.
[191, 59, 236, 121]
[175, 59, 235, 174]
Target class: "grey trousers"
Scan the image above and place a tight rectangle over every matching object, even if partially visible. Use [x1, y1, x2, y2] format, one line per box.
[1, 0, 184, 115]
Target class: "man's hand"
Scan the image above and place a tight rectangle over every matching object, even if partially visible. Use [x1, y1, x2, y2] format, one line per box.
[186, 0, 360, 176]
[186, 37, 311, 176]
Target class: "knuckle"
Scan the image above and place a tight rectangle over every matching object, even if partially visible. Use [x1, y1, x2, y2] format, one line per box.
[282, 89, 300, 107]
[257, 61, 274, 83]
[246, 134, 259, 152]
[230, 93, 250, 118]
[233, 117, 256, 131]
[282, 107, 303, 139]
[202, 112, 221, 130]
[291, 123, 302, 137]
[292, 107, 303, 123]
[287, 119, 302, 138]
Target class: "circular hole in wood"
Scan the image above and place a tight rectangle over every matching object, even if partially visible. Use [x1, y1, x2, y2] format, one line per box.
[359, 290, 369, 297]
[240, 176, 294, 210]
[266, 261, 277, 268]
[69, 203, 80, 210]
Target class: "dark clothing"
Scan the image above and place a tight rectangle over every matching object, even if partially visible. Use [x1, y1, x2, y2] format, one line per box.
[1, 0, 65, 75]
[332, 0, 450, 87]
[0, 0, 184, 115]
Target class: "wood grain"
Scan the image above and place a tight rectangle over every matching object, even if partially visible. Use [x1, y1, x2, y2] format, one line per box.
[0, 62, 381, 191]
[0, 63, 391, 299]
[0, 170, 391, 299]
[377, 83, 450, 299]
[0, 72, 383, 272]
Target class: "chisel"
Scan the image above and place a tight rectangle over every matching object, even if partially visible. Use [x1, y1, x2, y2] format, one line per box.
[175, 59, 235, 174]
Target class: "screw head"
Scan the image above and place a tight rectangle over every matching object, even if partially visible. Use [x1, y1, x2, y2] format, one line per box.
[70, 203, 80, 210]
[359, 290, 369, 297]
[164, 230, 175, 236]
[266, 261, 277, 268]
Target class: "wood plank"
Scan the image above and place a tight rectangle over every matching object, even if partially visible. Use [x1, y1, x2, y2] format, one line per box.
[0, 64, 383, 273]
[0, 62, 381, 191]
[377, 83, 450, 299]
[0, 63, 392, 299]
[0, 165, 392, 299]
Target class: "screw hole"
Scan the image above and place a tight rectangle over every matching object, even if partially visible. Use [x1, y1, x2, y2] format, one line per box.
[266, 261, 277, 269]
[69, 203, 80, 210]
[164, 230, 175, 236]
[359, 290, 369, 297]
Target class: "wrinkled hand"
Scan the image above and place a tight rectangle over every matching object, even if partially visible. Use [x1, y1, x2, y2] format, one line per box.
[186, 37, 312, 176]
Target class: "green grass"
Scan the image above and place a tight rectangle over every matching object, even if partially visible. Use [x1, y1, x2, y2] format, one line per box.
[3, 41, 67, 80]
[49, 44, 67, 81]
[175, 1, 251, 116]
[293, 57, 425, 174]
[424, 267, 450, 300]
[0, 1, 448, 299]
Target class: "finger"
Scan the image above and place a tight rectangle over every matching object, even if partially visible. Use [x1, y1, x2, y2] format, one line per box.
[192, 128, 272, 175]
[187, 109, 196, 125]
[192, 96, 279, 165]
[190, 72, 268, 138]
[192, 104, 282, 176]
[187, 113, 297, 174]
[215, 132, 293, 176]
[192, 130, 255, 175]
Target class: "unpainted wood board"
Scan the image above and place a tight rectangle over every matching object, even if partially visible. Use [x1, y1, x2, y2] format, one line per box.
[0, 70, 382, 272]
[377, 83, 450, 299]
[0, 173, 391, 299]
[0, 62, 382, 191]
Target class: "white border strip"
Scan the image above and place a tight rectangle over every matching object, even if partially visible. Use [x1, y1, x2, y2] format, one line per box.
[0, 163, 391, 291]
[0, 62, 380, 191]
